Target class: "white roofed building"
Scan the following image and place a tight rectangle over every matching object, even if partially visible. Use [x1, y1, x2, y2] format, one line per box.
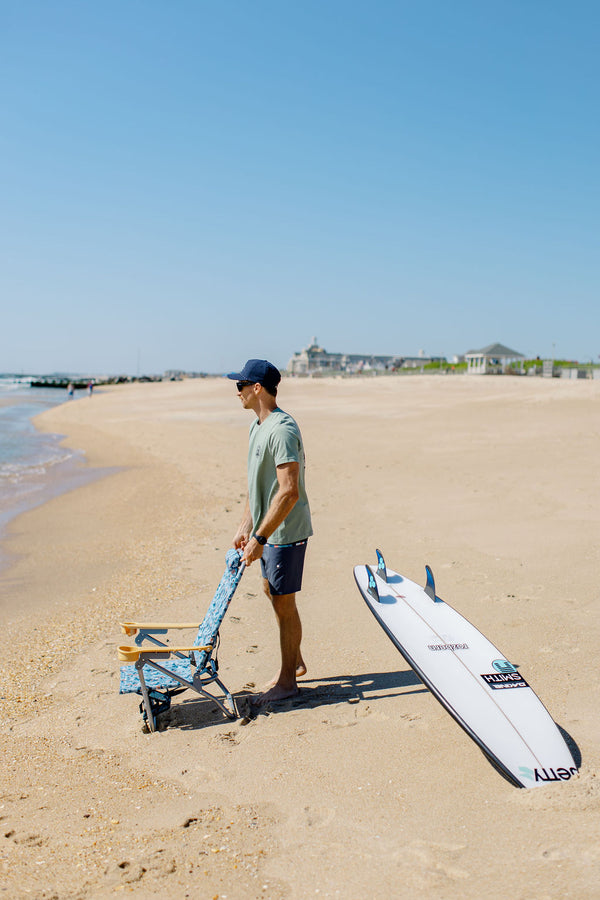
[465, 343, 525, 375]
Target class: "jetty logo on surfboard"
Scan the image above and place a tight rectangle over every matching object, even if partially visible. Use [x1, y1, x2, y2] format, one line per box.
[519, 765, 578, 783]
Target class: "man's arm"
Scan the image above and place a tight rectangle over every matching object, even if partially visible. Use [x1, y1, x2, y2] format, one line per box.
[233, 496, 253, 551]
[242, 461, 300, 566]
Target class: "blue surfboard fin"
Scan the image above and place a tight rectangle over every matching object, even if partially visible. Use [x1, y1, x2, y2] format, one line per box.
[366, 565, 380, 602]
[375, 548, 387, 582]
[425, 565, 442, 602]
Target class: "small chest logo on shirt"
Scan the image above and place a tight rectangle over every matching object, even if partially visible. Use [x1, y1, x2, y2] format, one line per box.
[254, 444, 262, 458]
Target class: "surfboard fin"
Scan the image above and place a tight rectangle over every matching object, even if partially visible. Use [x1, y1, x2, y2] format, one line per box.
[366, 565, 380, 602]
[425, 565, 442, 602]
[375, 549, 387, 582]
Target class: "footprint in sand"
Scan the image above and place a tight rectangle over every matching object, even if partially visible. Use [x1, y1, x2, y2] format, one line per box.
[300, 805, 336, 829]
[401, 839, 469, 884]
[11, 832, 47, 848]
[103, 860, 147, 886]
[399, 712, 422, 724]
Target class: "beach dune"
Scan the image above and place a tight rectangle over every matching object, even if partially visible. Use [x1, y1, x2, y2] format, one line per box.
[1, 375, 599, 899]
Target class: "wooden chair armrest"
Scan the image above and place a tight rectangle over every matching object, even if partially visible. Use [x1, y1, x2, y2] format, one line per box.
[120, 622, 200, 636]
[118, 644, 213, 663]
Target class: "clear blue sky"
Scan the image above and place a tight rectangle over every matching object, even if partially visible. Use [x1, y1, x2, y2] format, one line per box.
[2, 1, 599, 374]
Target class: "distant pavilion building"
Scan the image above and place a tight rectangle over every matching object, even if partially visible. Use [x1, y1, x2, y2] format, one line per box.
[465, 343, 525, 375]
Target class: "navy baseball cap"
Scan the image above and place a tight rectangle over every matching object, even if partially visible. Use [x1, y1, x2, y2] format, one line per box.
[226, 359, 281, 389]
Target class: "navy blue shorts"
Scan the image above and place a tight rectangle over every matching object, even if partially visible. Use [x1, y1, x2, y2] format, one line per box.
[260, 540, 308, 596]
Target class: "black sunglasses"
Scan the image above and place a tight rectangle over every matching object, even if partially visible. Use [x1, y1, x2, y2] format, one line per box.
[236, 381, 255, 391]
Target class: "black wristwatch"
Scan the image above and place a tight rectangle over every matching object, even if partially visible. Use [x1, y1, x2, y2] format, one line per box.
[253, 534, 267, 545]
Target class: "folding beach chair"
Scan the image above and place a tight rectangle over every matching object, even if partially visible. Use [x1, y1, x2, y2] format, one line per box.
[118, 549, 245, 732]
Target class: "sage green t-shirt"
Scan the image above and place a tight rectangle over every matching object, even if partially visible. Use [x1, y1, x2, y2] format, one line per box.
[247, 408, 313, 545]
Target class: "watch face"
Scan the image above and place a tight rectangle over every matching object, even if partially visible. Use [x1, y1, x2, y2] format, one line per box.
[255, 534, 267, 545]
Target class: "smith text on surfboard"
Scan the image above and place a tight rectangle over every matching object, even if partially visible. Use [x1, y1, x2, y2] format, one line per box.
[481, 672, 528, 689]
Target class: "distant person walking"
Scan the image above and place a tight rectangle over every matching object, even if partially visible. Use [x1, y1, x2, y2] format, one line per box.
[87, 381, 94, 396]
[228, 359, 313, 707]
[67, 382, 74, 398]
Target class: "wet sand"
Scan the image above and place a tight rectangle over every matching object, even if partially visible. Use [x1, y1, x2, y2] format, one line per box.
[1, 375, 599, 898]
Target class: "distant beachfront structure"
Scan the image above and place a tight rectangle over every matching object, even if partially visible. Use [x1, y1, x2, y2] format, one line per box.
[465, 343, 525, 375]
[287, 338, 437, 375]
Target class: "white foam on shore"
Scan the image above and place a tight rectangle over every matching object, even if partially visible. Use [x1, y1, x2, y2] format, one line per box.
[0, 381, 116, 572]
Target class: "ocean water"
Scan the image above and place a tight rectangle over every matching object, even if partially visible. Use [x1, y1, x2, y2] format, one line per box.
[0, 377, 91, 536]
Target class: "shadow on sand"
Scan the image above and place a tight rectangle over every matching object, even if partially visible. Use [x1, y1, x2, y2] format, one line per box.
[245, 678, 581, 789]
[557, 724, 582, 769]
[155, 676, 583, 793]
[165, 668, 426, 732]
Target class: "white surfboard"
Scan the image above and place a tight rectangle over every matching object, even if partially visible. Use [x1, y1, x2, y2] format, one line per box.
[354, 551, 578, 789]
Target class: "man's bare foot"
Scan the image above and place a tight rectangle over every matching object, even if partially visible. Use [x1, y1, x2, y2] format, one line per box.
[266, 662, 307, 690]
[251, 682, 299, 708]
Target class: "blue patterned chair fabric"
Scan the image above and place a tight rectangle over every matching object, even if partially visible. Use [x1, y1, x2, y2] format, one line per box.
[119, 549, 243, 694]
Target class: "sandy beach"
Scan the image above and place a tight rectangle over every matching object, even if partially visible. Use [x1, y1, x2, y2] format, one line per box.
[1, 374, 599, 899]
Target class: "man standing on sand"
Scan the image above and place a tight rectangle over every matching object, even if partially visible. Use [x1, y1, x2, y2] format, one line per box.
[228, 359, 313, 707]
